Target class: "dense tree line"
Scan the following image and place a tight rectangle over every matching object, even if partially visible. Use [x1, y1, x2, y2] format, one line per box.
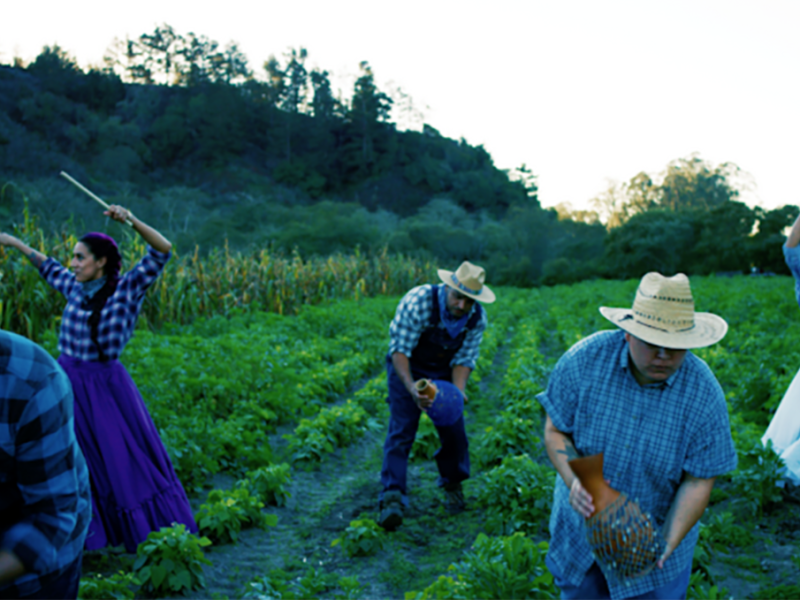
[0, 26, 796, 287]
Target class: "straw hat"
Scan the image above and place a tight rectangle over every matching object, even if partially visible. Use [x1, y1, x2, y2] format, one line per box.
[437, 261, 496, 304]
[599, 272, 727, 349]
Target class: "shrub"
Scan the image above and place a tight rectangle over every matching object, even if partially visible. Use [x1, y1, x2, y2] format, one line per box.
[238, 463, 292, 506]
[410, 416, 439, 462]
[751, 584, 800, 600]
[285, 401, 378, 465]
[159, 418, 222, 495]
[474, 454, 553, 535]
[730, 441, 786, 518]
[406, 533, 556, 600]
[686, 571, 730, 600]
[353, 374, 389, 418]
[698, 511, 754, 549]
[132, 523, 212, 597]
[331, 518, 385, 557]
[472, 414, 542, 469]
[78, 571, 139, 599]
[237, 574, 289, 599]
[195, 488, 278, 544]
[453, 533, 556, 599]
[237, 568, 340, 600]
[404, 575, 467, 600]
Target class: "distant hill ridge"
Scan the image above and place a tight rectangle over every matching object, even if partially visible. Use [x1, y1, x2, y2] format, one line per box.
[1, 44, 794, 286]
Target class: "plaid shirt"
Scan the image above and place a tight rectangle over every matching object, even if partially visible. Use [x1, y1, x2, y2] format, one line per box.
[537, 330, 737, 599]
[388, 284, 487, 369]
[0, 330, 91, 597]
[39, 247, 171, 361]
[784, 244, 800, 306]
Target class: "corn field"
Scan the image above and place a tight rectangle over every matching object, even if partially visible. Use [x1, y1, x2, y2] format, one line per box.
[0, 206, 434, 342]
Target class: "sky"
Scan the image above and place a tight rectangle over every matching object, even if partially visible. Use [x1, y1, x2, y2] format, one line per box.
[2, 0, 798, 213]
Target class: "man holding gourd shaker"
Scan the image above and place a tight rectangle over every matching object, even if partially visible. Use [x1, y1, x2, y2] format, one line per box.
[378, 261, 495, 530]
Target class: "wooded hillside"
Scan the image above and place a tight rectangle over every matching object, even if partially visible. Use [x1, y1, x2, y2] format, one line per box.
[0, 26, 796, 285]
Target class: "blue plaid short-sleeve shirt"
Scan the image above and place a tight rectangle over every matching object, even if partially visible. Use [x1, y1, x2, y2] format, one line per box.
[39, 247, 171, 361]
[537, 329, 737, 599]
[783, 244, 800, 308]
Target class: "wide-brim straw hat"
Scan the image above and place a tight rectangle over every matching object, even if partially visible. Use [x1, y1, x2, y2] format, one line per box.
[437, 261, 496, 304]
[599, 272, 727, 349]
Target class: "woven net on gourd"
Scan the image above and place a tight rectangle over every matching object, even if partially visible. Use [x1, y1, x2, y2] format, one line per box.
[585, 493, 667, 585]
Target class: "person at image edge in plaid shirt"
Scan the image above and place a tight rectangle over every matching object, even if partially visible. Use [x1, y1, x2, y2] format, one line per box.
[0, 330, 91, 599]
[537, 272, 737, 600]
[0, 204, 197, 554]
[378, 261, 495, 530]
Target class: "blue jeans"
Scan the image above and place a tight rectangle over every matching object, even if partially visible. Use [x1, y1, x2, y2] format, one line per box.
[379, 360, 470, 504]
[548, 556, 691, 600]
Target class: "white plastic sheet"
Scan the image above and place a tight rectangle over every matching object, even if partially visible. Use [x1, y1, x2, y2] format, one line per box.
[762, 367, 800, 484]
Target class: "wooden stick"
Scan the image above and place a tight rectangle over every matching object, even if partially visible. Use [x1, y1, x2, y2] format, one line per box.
[59, 171, 134, 227]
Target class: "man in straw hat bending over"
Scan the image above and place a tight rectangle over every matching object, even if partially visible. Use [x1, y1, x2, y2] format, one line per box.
[378, 261, 495, 530]
[537, 272, 737, 599]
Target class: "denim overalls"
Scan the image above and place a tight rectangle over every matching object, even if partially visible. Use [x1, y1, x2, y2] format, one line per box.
[380, 285, 482, 504]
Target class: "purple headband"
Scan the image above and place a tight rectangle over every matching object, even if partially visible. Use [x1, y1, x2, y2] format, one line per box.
[80, 232, 122, 279]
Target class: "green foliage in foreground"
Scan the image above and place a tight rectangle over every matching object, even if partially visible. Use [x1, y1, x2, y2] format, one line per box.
[685, 571, 731, 600]
[195, 487, 277, 544]
[729, 441, 787, 519]
[405, 533, 557, 600]
[474, 454, 554, 536]
[285, 400, 381, 465]
[123, 297, 395, 493]
[750, 584, 800, 600]
[698, 511, 755, 550]
[238, 567, 348, 600]
[78, 571, 139, 599]
[238, 463, 292, 507]
[331, 518, 386, 557]
[132, 524, 212, 597]
[63, 276, 800, 598]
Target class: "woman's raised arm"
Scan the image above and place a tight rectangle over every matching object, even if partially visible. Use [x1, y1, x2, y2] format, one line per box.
[0, 233, 47, 267]
[104, 205, 172, 254]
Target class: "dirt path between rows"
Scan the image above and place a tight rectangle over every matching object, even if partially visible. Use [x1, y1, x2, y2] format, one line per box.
[178, 331, 520, 600]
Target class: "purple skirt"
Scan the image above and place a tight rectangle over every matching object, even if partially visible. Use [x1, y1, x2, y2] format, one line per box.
[58, 355, 198, 553]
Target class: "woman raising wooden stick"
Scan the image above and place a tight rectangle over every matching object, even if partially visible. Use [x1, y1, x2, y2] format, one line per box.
[0, 204, 197, 553]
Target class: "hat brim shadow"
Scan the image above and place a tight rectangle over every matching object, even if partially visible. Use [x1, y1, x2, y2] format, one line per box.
[599, 307, 728, 349]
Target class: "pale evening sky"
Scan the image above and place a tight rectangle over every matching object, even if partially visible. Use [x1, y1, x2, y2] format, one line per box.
[1, 0, 798, 214]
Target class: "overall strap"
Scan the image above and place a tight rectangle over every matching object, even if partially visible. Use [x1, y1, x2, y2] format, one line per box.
[429, 284, 441, 326]
[466, 301, 483, 330]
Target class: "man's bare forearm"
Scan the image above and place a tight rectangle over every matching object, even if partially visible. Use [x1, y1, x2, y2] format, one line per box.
[544, 413, 580, 488]
[391, 352, 416, 393]
[451, 365, 471, 393]
[658, 474, 715, 567]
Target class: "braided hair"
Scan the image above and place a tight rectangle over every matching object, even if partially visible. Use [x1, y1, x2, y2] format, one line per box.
[80, 233, 122, 362]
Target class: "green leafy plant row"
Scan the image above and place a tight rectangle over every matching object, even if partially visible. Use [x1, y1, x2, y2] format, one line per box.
[195, 487, 278, 544]
[405, 533, 557, 600]
[284, 399, 382, 465]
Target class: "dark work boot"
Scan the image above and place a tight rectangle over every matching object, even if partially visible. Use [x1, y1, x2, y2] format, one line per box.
[378, 490, 404, 531]
[443, 481, 466, 514]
